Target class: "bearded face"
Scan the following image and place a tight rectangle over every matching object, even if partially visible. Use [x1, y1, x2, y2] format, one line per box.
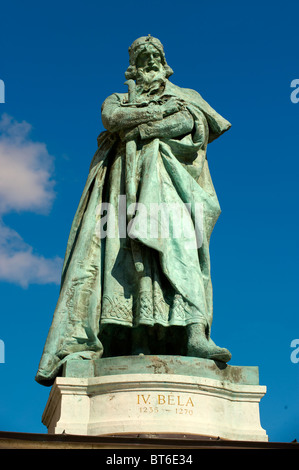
[135, 44, 167, 93]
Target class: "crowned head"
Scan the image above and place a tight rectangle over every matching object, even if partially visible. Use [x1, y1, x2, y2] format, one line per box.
[125, 35, 173, 82]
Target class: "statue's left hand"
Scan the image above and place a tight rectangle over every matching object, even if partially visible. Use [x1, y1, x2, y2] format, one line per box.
[160, 97, 185, 117]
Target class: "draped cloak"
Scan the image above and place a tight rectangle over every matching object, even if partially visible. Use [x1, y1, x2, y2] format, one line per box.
[35, 80, 231, 385]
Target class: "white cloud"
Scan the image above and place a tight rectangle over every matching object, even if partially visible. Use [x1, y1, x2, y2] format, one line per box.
[0, 113, 55, 214]
[0, 114, 63, 287]
[0, 224, 63, 287]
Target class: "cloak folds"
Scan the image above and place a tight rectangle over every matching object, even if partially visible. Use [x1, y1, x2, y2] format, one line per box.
[35, 81, 231, 385]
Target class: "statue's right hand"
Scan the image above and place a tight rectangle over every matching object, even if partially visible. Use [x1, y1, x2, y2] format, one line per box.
[161, 97, 185, 117]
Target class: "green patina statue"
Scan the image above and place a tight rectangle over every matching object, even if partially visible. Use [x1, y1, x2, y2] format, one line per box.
[36, 36, 232, 385]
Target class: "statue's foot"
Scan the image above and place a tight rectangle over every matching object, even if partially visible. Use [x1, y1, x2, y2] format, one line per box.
[204, 338, 232, 362]
[186, 323, 231, 363]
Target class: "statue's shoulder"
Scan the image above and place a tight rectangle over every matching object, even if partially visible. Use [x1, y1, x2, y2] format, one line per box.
[167, 81, 231, 142]
[166, 81, 204, 104]
[102, 92, 127, 109]
[111, 92, 127, 100]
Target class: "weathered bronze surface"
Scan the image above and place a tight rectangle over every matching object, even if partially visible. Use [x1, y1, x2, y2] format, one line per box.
[36, 36, 232, 386]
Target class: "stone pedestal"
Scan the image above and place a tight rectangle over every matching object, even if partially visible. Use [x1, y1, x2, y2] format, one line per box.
[42, 355, 268, 441]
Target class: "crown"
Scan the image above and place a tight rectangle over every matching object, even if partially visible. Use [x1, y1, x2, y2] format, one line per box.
[125, 35, 173, 80]
[128, 35, 165, 65]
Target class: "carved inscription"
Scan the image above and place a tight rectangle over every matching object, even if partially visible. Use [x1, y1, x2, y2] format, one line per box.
[137, 393, 194, 415]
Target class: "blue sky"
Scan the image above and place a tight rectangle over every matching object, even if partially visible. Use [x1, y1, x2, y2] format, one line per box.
[0, 0, 298, 442]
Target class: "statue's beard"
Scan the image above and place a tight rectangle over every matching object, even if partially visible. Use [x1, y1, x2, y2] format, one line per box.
[136, 66, 166, 96]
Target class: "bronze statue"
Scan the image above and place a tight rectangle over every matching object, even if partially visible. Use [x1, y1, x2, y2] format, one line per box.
[36, 36, 232, 386]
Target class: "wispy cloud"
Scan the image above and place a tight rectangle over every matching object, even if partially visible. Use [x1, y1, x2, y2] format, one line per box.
[0, 114, 63, 287]
[0, 223, 62, 288]
[0, 114, 55, 214]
